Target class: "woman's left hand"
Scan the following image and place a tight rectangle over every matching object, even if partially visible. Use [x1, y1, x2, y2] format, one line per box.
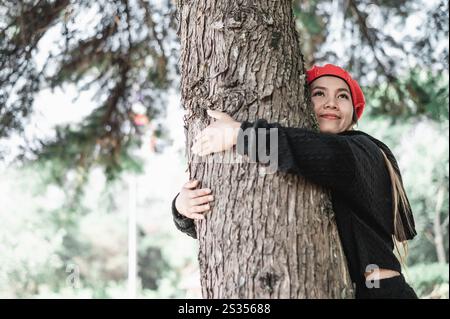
[191, 110, 241, 156]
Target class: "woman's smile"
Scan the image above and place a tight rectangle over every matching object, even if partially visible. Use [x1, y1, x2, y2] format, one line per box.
[320, 114, 341, 120]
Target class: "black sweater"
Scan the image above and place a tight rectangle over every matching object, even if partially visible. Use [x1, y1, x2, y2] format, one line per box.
[171, 119, 417, 286]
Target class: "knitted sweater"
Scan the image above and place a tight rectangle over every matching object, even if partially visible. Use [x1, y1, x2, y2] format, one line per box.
[171, 119, 417, 286]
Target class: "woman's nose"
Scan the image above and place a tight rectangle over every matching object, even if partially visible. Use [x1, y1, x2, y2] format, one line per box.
[324, 100, 338, 109]
[323, 95, 338, 108]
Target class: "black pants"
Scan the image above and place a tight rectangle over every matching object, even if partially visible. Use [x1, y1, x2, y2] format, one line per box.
[355, 274, 418, 299]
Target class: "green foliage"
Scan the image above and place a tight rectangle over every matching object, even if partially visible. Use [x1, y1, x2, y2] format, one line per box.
[365, 68, 449, 121]
[407, 263, 449, 298]
[1, 0, 448, 186]
[293, 1, 324, 36]
[293, 0, 448, 120]
[362, 114, 449, 269]
[137, 228, 172, 291]
[361, 72, 449, 268]
[0, 165, 189, 298]
[1, 0, 175, 179]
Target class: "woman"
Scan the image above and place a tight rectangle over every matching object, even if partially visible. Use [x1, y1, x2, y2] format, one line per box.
[171, 64, 418, 299]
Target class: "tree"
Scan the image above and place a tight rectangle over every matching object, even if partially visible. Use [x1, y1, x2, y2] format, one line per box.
[176, 0, 352, 298]
[1, 0, 447, 181]
[0, 0, 176, 179]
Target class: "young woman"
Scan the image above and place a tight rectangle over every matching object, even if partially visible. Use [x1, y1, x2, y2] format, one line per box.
[171, 64, 418, 299]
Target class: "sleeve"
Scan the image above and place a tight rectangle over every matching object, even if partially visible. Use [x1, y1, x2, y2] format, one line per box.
[171, 193, 197, 239]
[236, 119, 357, 192]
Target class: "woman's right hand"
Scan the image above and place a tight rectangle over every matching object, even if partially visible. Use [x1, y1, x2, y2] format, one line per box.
[175, 180, 214, 220]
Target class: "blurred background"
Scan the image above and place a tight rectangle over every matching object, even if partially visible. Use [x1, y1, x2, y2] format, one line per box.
[0, 0, 448, 298]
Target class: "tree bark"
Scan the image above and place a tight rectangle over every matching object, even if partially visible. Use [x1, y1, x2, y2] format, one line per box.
[176, 0, 353, 298]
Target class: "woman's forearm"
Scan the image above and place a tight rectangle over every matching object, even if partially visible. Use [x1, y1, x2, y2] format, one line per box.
[236, 119, 357, 191]
[171, 193, 197, 239]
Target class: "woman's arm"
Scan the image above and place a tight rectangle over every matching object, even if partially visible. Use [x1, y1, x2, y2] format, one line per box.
[191, 110, 357, 194]
[237, 119, 357, 191]
[172, 193, 197, 239]
[170, 180, 214, 239]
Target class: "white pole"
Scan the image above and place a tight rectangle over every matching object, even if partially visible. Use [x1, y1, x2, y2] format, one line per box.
[127, 174, 137, 298]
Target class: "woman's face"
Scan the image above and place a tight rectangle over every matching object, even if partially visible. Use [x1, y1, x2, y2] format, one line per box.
[311, 76, 354, 134]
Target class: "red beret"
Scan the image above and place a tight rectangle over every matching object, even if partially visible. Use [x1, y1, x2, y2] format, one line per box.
[306, 64, 365, 120]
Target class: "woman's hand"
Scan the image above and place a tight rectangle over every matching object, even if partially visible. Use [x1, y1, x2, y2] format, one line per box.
[191, 110, 241, 156]
[175, 180, 214, 220]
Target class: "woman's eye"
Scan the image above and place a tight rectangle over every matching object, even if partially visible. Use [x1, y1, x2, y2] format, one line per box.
[313, 91, 324, 97]
[339, 94, 349, 99]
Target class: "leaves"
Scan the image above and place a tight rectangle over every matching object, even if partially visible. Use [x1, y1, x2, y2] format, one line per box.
[1, 0, 174, 181]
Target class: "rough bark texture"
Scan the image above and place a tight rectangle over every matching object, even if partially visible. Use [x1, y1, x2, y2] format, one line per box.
[176, 0, 353, 298]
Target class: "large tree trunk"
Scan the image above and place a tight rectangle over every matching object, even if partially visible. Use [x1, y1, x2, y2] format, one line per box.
[176, 0, 353, 298]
